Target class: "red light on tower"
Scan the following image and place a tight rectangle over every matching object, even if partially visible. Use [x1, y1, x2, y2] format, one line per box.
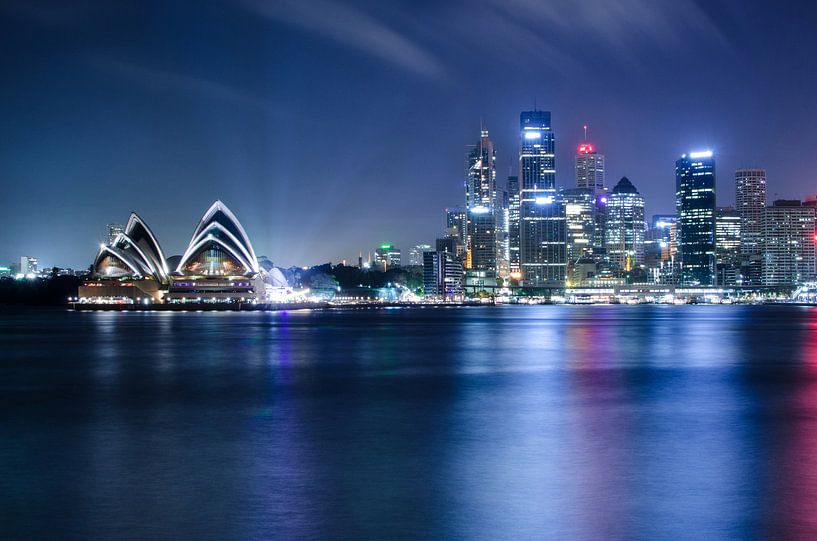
[577, 143, 595, 154]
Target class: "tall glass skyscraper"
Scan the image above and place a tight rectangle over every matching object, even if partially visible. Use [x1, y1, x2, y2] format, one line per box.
[507, 175, 521, 278]
[575, 143, 605, 194]
[676, 151, 717, 286]
[518, 111, 566, 286]
[605, 177, 645, 271]
[735, 168, 766, 285]
[465, 129, 500, 280]
[445, 207, 467, 245]
[562, 188, 596, 265]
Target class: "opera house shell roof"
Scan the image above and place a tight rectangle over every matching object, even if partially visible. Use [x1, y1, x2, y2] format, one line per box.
[176, 201, 259, 277]
[93, 200, 262, 283]
[93, 213, 169, 283]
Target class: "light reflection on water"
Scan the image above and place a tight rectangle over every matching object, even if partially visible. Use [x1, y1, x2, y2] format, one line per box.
[1, 305, 817, 540]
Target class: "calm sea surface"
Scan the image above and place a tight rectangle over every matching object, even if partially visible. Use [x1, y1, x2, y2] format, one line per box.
[2, 305, 817, 540]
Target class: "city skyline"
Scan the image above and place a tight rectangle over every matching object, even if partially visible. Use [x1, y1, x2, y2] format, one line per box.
[3, 1, 817, 269]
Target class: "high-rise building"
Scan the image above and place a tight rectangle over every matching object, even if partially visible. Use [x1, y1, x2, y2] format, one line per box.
[465, 129, 502, 278]
[562, 188, 596, 265]
[408, 244, 432, 266]
[676, 151, 717, 286]
[715, 207, 742, 285]
[507, 175, 521, 278]
[498, 187, 510, 279]
[436, 236, 466, 260]
[576, 143, 605, 194]
[762, 200, 816, 286]
[518, 110, 566, 286]
[423, 251, 464, 299]
[106, 223, 125, 245]
[374, 244, 401, 270]
[19, 256, 37, 276]
[445, 207, 467, 245]
[646, 215, 677, 261]
[605, 177, 645, 272]
[592, 193, 609, 263]
[735, 169, 767, 285]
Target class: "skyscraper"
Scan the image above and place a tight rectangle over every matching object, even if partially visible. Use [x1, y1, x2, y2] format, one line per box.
[605, 177, 645, 272]
[735, 168, 767, 285]
[465, 129, 500, 281]
[408, 244, 432, 266]
[575, 142, 605, 194]
[507, 175, 521, 278]
[562, 188, 596, 265]
[518, 110, 566, 286]
[762, 200, 816, 286]
[676, 151, 717, 286]
[423, 251, 464, 299]
[715, 207, 742, 285]
[445, 207, 467, 245]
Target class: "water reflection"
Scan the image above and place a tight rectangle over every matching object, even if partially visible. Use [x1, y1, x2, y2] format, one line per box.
[2, 306, 817, 539]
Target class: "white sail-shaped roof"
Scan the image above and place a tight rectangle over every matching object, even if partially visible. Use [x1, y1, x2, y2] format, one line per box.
[175, 201, 260, 276]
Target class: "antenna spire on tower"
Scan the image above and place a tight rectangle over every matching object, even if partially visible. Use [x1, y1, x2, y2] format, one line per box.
[583, 123, 588, 141]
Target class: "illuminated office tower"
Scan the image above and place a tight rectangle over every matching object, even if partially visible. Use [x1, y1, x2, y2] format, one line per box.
[507, 175, 521, 278]
[676, 151, 717, 286]
[562, 188, 596, 264]
[735, 168, 767, 285]
[106, 223, 125, 245]
[518, 110, 566, 286]
[423, 251, 464, 299]
[445, 207, 467, 245]
[762, 200, 816, 286]
[497, 187, 510, 279]
[408, 244, 432, 266]
[19, 256, 38, 276]
[715, 207, 742, 285]
[465, 128, 504, 282]
[605, 177, 645, 271]
[576, 141, 605, 194]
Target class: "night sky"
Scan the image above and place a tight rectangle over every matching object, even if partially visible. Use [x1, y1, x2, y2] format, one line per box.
[2, 0, 816, 269]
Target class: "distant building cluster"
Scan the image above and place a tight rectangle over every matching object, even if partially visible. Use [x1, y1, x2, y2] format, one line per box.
[416, 111, 817, 293]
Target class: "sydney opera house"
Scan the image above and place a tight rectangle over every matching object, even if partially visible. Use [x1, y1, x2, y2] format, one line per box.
[80, 200, 289, 304]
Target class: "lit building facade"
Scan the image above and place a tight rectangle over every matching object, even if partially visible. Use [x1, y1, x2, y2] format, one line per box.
[445, 207, 467, 245]
[507, 175, 521, 278]
[423, 251, 464, 299]
[465, 129, 503, 279]
[518, 110, 566, 286]
[436, 236, 466, 261]
[19, 256, 37, 276]
[676, 151, 717, 286]
[374, 244, 401, 270]
[762, 200, 816, 286]
[576, 143, 605, 194]
[735, 168, 767, 285]
[562, 188, 596, 265]
[605, 177, 645, 271]
[408, 244, 432, 266]
[85, 200, 277, 304]
[715, 206, 742, 285]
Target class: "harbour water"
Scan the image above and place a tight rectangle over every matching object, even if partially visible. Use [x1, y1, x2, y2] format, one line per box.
[1, 305, 816, 540]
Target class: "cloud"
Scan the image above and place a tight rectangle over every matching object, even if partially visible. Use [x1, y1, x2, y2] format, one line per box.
[240, 0, 444, 79]
[83, 55, 290, 117]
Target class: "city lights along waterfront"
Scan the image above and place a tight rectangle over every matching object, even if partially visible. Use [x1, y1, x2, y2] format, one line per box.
[9, 110, 815, 308]
[5, 1, 817, 538]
